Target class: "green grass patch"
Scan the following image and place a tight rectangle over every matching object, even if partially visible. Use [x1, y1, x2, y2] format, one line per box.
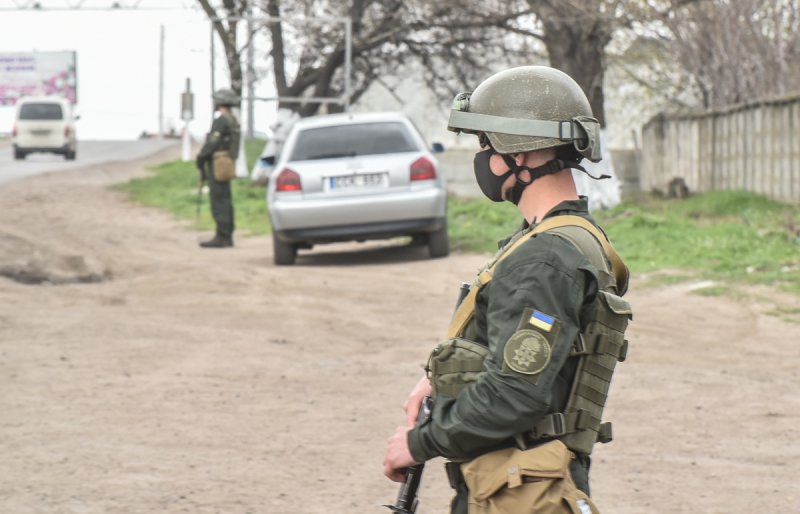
[244, 138, 266, 171]
[447, 195, 520, 253]
[116, 156, 800, 295]
[766, 306, 800, 323]
[594, 190, 800, 294]
[115, 138, 270, 236]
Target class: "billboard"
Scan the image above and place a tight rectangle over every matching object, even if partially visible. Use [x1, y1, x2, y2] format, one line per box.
[0, 51, 78, 106]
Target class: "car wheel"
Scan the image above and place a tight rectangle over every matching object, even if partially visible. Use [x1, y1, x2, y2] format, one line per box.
[428, 219, 450, 258]
[65, 150, 76, 160]
[273, 233, 297, 265]
[13, 148, 25, 160]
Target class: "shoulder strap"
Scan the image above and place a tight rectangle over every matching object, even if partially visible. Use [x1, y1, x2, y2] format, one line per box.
[547, 224, 629, 295]
[446, 215, 628, 338]
[548, 225, 615, 292]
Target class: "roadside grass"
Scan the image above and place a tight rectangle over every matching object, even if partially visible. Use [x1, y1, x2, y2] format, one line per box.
[766, 306, 800, 323]
[594, 191, 800, 295]
[447, 195, 520, 252]
[117, 151, 800, 295]
[115, 138, 270, 236]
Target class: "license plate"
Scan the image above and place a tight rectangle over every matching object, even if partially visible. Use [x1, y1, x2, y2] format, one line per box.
[31, 129, 52, 136]
[325, 172, 388, 190]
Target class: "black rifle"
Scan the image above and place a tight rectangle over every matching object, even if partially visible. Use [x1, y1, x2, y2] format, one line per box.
[195, 163, 205, 219]
[384, 395, 432, 514]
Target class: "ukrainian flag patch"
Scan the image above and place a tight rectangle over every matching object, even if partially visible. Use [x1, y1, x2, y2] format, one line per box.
[529, 310, 555, 332]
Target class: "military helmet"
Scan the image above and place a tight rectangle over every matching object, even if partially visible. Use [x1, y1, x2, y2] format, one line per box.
[447, 66, 602, 162]
[212, 88, 238, 107]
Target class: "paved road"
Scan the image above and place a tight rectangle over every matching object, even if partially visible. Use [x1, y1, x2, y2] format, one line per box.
[0, 139, 179, 186]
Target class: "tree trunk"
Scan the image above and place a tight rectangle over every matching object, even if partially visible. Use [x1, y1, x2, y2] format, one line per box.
[197, 0, 245, 101]
[532, 2, 612, 127]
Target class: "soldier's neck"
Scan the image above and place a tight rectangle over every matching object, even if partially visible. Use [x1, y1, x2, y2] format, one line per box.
[518, 170, 579, 224]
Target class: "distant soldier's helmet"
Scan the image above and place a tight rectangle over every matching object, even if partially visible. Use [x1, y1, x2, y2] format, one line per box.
[447, 66, 602, 162]
[212, 88, 238, 107]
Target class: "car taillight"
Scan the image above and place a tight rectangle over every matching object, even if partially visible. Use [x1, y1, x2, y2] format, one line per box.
[64, 125, 70, 137]
[11, 124, 16, 137]
[410, 157, 436, 181]
[275, 168, 302, 192]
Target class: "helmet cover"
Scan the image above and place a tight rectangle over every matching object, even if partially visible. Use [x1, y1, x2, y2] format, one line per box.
[447, 66, 601, 162]
[212, 88, 239, 107]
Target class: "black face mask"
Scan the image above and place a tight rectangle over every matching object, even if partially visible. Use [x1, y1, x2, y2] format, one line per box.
[473, 149, 512, 203]
[500, 154, 535, 205]
[474, 148, 611, 206]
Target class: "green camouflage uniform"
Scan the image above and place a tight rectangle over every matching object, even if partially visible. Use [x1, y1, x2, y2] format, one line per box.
[196, 111, 239, 241]
[408, 198, 600, 513]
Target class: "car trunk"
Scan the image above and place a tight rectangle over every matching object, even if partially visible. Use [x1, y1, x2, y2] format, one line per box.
[16, 120, 66, 147]
[292, 152, 422, 198]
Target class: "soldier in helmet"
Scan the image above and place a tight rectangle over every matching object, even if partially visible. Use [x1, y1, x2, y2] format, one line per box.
[195, 88, 241, 248]
[384, 66, 632, 513]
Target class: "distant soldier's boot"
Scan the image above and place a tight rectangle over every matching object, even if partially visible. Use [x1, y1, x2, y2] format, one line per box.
[199, 235, 233, 248]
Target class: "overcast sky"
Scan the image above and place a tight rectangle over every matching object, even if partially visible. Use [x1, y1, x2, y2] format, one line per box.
[0, 1, 276, 140]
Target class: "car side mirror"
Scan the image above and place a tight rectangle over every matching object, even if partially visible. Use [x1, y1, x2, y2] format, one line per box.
[73, 115, 81, 121]
[431, 142, 445, 153]
[261, 155, 275, 165]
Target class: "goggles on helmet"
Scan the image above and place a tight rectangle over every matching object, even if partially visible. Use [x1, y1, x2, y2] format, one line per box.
[447, 92, 602, 162]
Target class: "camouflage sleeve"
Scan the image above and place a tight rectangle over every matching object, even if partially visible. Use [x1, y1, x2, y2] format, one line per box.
[196, 115, 231, 162]
[407, 235, 597, 462]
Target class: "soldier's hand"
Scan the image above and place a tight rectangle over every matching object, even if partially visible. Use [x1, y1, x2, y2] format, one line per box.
[403, 375, 432, 427]
[383, 425, 417, 482]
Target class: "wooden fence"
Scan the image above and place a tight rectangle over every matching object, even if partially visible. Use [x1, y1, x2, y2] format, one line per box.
[640, 94, 800, 204]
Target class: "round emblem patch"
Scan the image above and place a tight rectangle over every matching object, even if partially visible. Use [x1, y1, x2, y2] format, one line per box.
[503, 329, 551, 375]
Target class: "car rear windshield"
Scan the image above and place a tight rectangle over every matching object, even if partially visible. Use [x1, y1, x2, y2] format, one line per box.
[289, 122, 418, 161]
[19, 102, 64, 121]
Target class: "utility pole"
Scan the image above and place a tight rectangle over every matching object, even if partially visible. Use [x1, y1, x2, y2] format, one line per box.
[158, 24, 165, 138]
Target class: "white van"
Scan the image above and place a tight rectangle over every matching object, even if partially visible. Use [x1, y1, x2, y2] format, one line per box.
[12, 96, 78, 160]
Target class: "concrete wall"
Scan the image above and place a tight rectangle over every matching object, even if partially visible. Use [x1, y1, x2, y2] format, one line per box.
[610, 148, 641, 200]
[641, 94, 800, 203]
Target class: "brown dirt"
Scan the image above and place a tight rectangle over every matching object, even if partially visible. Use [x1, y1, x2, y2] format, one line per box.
[1, 147, 798, 513]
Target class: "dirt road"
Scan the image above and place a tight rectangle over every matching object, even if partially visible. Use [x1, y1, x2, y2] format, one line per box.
[1, 146, 798, 513]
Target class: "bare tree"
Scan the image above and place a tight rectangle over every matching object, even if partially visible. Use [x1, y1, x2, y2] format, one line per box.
[195, 0, 646, 126]
[665, 0, 800, 108]
[196, 0, 249, 99]
[261, 0, 540, 117]
[200, 0, 734, 131]
[524, 1, 622, 127]
[619, 0, 800, 110]
[524, 0, 700, 127]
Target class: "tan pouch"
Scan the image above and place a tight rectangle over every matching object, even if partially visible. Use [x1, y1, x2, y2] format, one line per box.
[461, 441, 600, 514]
[213, 150, 235, 182]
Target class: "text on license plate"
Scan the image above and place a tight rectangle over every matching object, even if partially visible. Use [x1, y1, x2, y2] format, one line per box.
[326, 172, 388, 190]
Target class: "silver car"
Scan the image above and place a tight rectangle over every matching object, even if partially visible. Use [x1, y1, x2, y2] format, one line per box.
[267, 112, 448, 265]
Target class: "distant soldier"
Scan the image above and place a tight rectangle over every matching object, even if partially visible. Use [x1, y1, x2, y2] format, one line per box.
[196, 88, 240, 248]
[383, 66, 633, 513]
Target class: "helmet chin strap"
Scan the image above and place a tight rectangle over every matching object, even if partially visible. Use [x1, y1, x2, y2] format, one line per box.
[499, 154, 611, 204]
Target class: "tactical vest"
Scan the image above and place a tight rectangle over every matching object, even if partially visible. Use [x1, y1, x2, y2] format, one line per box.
[429, 215, 632, 456]
[221, 111, 241, 160]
